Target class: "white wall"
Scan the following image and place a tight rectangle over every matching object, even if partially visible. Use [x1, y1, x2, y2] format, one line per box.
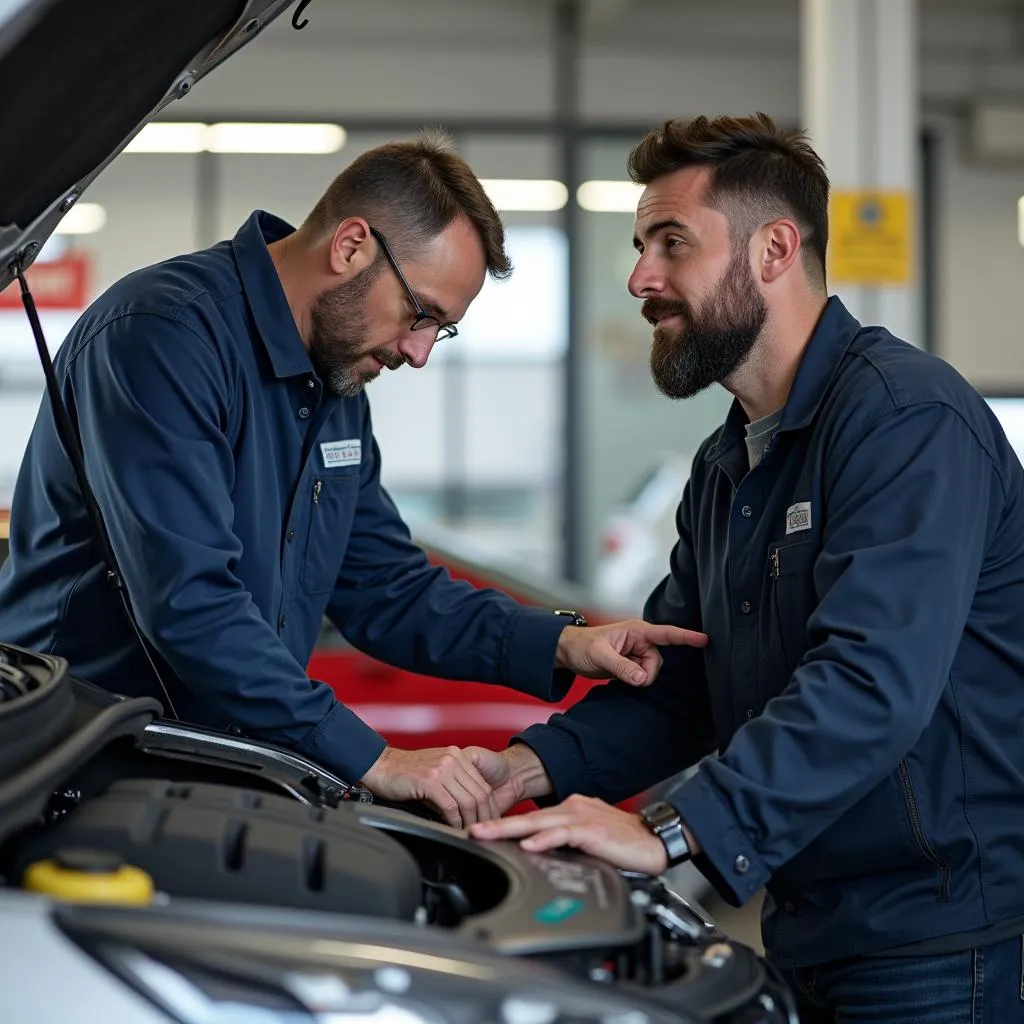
[932, 114, 1024, 388]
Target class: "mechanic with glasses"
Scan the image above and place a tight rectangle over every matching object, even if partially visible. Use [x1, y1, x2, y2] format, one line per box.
[0, 131, 708, 829]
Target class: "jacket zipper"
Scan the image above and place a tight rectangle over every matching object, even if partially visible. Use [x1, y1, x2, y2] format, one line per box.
[770, 547, 780, 578]
[897, 759, 951, 901]
[313, 479, 322, 504]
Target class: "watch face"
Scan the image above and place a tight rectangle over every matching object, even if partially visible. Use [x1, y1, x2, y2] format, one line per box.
[641, 801, 690, 865]
[641, 801, 679, 832]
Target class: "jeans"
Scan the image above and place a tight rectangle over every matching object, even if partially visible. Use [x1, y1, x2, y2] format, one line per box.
[773, 935, 1024, 1023]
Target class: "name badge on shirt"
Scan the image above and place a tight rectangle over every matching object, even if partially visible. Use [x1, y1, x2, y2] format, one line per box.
[320, 439, 361, 469]
[785, 501, 812, 534]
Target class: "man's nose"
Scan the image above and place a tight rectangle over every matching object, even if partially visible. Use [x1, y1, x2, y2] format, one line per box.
[627, 254, 664, 299]
[397, 330, 435, 369]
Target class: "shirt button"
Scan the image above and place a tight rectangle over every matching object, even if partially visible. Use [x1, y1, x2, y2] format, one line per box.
[745, 708, 754, 720]
[306, 379, 316, 389]
[734, 855, 750, 874]
[298, 407, 310, 419]
[278, 614, 287, 630]
[783, 900, 796, 912]
[286, 530, 295, 542]
[740, 600, 752, 614]
[741, 505, 752, 518]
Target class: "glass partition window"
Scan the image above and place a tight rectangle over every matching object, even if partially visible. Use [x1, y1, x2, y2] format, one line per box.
[578, 137, 732, 604]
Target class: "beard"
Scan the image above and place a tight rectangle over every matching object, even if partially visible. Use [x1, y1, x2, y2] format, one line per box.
[307, 263, 405, 397]
[644, 247, 767, 400]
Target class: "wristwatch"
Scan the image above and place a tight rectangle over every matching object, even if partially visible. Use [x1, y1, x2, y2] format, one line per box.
[640, 800, 692, 866]
[553, 609, 587, 627]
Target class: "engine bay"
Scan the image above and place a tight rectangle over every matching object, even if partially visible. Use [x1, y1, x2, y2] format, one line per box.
[0, 643, 796, 1023]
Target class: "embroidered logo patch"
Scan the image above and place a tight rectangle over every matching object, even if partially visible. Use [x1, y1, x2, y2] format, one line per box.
[785, 501, 812, 534]
[320, 439, 361, 469]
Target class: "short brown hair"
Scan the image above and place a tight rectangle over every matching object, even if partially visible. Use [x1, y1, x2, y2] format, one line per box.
[302, 129, 512, 280]
[628, 113, 830, 286]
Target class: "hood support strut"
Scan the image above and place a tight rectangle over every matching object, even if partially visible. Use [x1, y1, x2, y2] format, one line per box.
[12, 256, 179, 720]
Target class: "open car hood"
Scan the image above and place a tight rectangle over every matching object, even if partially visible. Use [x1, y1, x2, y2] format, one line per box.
[0, 0, 297, 294]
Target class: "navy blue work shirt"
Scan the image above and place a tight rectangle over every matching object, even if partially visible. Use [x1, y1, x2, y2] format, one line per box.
[518, 297, 1024, 966]
[0, 211, 572, 782]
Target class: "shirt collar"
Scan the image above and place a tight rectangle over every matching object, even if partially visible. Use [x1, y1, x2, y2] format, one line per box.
[706, 296, 862, 462]
[231, 210, 315, 379]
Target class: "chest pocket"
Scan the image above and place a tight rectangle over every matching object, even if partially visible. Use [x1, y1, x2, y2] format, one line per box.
[768, 536, 819, 673]
[302, 471, 360, 594]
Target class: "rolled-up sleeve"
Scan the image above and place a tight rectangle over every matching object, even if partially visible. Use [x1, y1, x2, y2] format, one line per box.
[68, 312, 384, 782]
[667, 403, 997, 904]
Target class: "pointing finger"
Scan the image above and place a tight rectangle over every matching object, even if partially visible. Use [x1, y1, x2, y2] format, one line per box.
[636, 624, 708, 648]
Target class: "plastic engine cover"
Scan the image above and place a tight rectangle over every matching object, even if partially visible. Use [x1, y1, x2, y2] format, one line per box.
[15, 779, 423, 919]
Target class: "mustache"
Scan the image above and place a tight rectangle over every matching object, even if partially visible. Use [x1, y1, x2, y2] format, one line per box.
[366, 348, 406, 371]
[641, 298, 690, 326]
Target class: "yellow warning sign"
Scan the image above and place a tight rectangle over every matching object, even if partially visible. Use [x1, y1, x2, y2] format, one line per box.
[828, 190, 913, 286]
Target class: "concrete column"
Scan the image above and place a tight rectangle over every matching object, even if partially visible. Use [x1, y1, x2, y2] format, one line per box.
[801, 0, 920, 345]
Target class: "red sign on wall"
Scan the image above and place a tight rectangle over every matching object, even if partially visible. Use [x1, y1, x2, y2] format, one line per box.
[0, 254, 90, 310]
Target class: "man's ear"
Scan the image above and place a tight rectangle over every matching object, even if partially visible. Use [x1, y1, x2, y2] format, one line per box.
[328, 217, 374, 278]
[758, 218, 802, 284]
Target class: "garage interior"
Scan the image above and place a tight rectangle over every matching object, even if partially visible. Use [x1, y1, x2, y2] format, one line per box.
[2, 0, 1024, 1011]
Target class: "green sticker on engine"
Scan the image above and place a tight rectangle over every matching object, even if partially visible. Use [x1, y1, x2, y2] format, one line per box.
[534, 897, 584, 923]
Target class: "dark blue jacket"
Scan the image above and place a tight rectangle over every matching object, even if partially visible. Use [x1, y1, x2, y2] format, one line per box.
[0, 212, 571, 782]
[520, 297, 1024, 967]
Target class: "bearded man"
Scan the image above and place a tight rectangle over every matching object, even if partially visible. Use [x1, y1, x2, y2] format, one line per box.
[0, 131, 707, 827]
[469, 113, 1024, 1024]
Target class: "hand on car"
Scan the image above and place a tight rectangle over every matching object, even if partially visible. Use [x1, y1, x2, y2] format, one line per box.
[555, 620, 708, 686]
[469, 794, 669, 875]
[360, 745, 500, 828]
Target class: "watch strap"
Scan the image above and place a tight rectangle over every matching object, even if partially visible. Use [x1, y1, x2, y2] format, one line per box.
[553, 609, 587, 627]
[640, 800, 691, 866]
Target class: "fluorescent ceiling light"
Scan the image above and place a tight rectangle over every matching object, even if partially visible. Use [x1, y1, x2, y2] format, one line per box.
[54, 202, 106, 235]
[123, 122, 346, 155]
[577, 179, 645, 213]
[124, 122, 207, 153]
[480, 179, 568, 212]
[206, 122, 346, 154]
[1018, 196, 1024, 248]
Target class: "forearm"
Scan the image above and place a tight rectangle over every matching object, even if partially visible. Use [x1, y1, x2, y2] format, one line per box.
[505, 742, 555, 802]
[141, 583, 386, 781]
[515, 664, 715, 804]
[331, 567, 573, 700]
[553, 626, 584, 671]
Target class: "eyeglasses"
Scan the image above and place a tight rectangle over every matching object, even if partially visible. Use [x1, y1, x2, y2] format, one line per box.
[369, 227, 459, 342]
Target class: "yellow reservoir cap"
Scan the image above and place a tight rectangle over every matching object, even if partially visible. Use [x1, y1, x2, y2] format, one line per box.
[23, 848, 154, 905]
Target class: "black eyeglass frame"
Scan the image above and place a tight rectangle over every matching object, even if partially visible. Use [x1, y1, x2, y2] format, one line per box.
[369, 226, 459, 342]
